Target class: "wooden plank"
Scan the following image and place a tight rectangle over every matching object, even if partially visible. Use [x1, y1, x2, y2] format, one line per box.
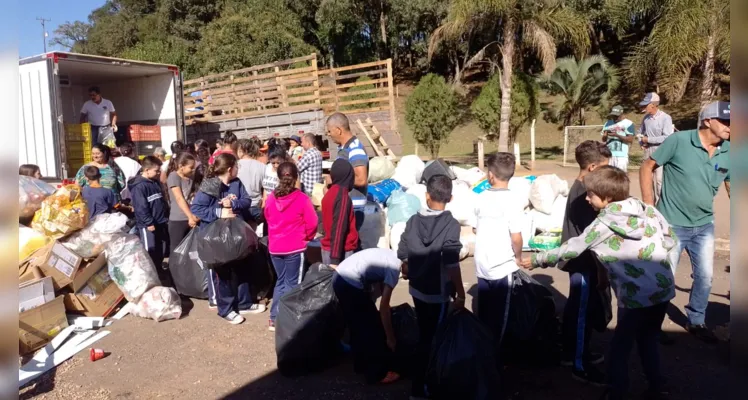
[322, 105, 390, 115]
[325, 77, 389, 91]
[312, 56, 320, 107]
[356, 119, 384, 157]
[367, 117, 396, 158]
[386, 58, 398, 136]
[185, 68, 317, 93]
[203, 103, 322, 122]
[319, 87, 389, 101]
[334, 68, 388, 82]
[335, 96, 390, 108]
[183, 54, 317, 84]
[332, 60, 389, 74]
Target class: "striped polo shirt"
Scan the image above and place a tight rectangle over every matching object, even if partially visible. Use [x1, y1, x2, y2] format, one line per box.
[337, 136, 369, 208]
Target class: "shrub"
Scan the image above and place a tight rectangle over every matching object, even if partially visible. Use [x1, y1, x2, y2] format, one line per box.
[405, 74, 460, 159]
[471, 72, 539, 145]
[341, 76, 377, 111]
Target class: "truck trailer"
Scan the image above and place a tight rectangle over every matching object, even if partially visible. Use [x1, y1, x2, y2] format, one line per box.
[18, 52, 184, 179]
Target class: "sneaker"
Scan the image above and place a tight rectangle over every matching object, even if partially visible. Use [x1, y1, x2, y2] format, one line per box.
[208, 301, 217, 310]
[571, 366, 607, 387]
[239, 303, 267, 315]
[562, 352, 605, 367]
[268, 320, 276, 332]
[224, 311, 245, 325]
[686, 323, 718, 344]
[380, 371, 400, 384]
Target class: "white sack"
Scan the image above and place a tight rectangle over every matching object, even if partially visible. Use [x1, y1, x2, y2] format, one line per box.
[391, 155, 426, 189]
[508, 177, 533, 209]
[105, 233, 160, 303]
[132, 286, 182, 322]
[529, 195, 567, 231]
[389, 222, 407, 254]
[446, 181, 477, 227]
[368, 156, 396, 183]
[529, 174, 569, 214]
[451, 166, 486, 187]
[405, 184, 428, 210]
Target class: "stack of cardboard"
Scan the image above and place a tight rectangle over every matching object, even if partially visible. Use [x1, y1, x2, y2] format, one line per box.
[18, 241, 125, 355]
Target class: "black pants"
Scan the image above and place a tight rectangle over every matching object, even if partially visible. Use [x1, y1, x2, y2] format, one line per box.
[476, 276, 512, 357]
[212, 260, 253, 318]
[168, 220, 191, 254]
[333, 275, 391, 383]
[562, 264, 610, 370]
[412, 298, 448, 397]
[139, 223, 170, 270]
[608, 303, 668, 400]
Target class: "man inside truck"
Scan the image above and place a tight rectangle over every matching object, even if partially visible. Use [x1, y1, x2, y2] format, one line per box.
[79, 86, 118, 145]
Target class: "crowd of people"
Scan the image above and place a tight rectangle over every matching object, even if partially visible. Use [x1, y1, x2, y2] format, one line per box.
[18, 99, 729, 399]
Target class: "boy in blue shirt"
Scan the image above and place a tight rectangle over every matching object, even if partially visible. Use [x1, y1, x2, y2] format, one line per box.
[602, 105, 635, 171]
[81, 166, 116, 220]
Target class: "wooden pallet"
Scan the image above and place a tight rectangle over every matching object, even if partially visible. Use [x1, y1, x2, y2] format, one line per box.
[355, 118, 397, 159]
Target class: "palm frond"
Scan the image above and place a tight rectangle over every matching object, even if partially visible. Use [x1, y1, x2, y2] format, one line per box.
[523, 22, 557, 74]
[534, 7, 591, 57]
[463, 41, 501, 70]
[428, 24, 449, 63]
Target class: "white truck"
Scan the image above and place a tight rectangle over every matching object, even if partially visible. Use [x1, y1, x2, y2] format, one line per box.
[18, 52, 185, 179]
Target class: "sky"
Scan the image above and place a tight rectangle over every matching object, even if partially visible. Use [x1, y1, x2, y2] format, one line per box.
[16, 0, 105, 58]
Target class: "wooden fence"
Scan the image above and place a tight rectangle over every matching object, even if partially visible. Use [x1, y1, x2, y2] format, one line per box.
[183, 54, 397, 134]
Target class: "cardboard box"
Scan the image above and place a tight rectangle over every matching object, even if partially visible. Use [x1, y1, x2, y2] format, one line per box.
[19, 242, 54, 283]
[38, 241, 107, 292]
[19, 277, 55, 312]
[19, 296, 68, 355]
[63, 268, 124, 317]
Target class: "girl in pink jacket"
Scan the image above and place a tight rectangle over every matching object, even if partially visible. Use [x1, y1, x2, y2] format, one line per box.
[264, 162, 318, 330]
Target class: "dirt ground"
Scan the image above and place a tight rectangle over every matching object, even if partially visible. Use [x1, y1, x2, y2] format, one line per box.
[20, 161, 730, 400]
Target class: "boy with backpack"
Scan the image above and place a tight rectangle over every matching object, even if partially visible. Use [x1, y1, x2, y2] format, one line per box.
[473, 153, 524, 351]
[523, 166, 677, 400]
[129, 156, 170, 273]
[397, 175, 465, 399]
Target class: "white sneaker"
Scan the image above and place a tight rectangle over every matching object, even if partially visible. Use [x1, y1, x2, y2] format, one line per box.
[239, 303, 267, 315]
[224, 311, 245, 325]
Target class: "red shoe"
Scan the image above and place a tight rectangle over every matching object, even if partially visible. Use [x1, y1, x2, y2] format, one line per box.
[380, 371, 400, 384]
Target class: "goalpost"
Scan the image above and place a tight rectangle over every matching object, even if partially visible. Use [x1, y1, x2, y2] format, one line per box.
[562, 125, 605, 167]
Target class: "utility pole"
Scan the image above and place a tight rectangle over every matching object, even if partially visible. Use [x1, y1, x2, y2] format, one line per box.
[36, 17, 51, 53]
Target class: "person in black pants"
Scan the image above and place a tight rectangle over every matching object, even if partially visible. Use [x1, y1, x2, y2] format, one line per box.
[129, 156, 170, 280]
[396, 175, 466, 399]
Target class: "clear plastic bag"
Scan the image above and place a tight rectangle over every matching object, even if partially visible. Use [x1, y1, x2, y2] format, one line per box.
[105, 233, 160, 302]
[31, 184, 89, 239]
[368, 156, 396, 183]
[391, 155, 425, 190]
[19, 176, 57, 220]
[62, 212, 129, 258]
[97, 126, 117, 148]
[131, 286, 182, 322]
[386, 190, 421, 226]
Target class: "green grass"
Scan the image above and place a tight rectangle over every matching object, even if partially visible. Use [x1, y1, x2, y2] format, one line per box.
[394, 81, 703, 167]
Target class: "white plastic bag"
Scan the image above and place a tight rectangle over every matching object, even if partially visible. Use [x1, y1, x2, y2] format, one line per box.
[405, 184, 428, 211]
[508, 177, 532, 209]
[391, 155, 426, 189]
[529, 195, 567, 231]
[105, 233, 160, 302]
[62, 212, 129, 258]
[389, 222, 407, 254]
[451, 166, 486, 187]
[368, 157, 396, 183]
[19, 176, 57, 219]
[446, 181, 477, 227]
[386, 190, 421, 226]
[459, 226, 476, 260]
[529, 175, 569, 214]
[131, 286, 182, 322]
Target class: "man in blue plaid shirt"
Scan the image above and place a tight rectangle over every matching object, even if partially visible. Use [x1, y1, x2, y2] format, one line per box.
[297, 133, 323, 195]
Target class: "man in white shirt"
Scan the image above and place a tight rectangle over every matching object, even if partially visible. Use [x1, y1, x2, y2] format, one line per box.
[637, 92, 674, 204]
[79, 86, 118, 145]
[473, 152, 524, 349]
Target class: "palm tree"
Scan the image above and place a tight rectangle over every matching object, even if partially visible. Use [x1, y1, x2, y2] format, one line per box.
[608, 0, 729, 106]
[429, 0, 590, 151]
[545, 56, 619, 126]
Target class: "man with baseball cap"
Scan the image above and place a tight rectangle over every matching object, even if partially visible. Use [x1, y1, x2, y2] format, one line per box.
[638, 92, 674, 203]
[602, 105, 635, 171]
[639, 101, 730, 344]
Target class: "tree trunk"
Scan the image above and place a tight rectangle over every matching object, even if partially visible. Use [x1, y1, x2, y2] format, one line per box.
[379, 1, 388, 58]
[430, 144, 440, 160]
[700, 27, 716, 107]
[498, 17, 516, 153]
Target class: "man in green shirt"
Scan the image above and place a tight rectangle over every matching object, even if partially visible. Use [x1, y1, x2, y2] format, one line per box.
[639, 101, 730, 344]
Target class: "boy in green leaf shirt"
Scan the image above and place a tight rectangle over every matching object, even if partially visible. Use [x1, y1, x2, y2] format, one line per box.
[522, 166, 678, 400]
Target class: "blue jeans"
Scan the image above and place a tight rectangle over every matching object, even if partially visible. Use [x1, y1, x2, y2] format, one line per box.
[608, 303, 667, 400]
[671, 223, 715, 326]
[269, 252, 305, 322]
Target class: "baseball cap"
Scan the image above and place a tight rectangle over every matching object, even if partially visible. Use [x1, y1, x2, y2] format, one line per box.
[639, 92, 660, 107]
[609, 105, 624, 117]
[698, 101, 730, 125]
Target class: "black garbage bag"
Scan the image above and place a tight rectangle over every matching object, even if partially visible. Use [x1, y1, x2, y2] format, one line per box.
[196, 217, 258, 269]
[247, 237, 276, 302]
[426, 309, 501, 400]
[169, 228, 208, 299]
[275, 266, 344, 377]
[391, 303, 419, 377]
[502, 270, 560, 367]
